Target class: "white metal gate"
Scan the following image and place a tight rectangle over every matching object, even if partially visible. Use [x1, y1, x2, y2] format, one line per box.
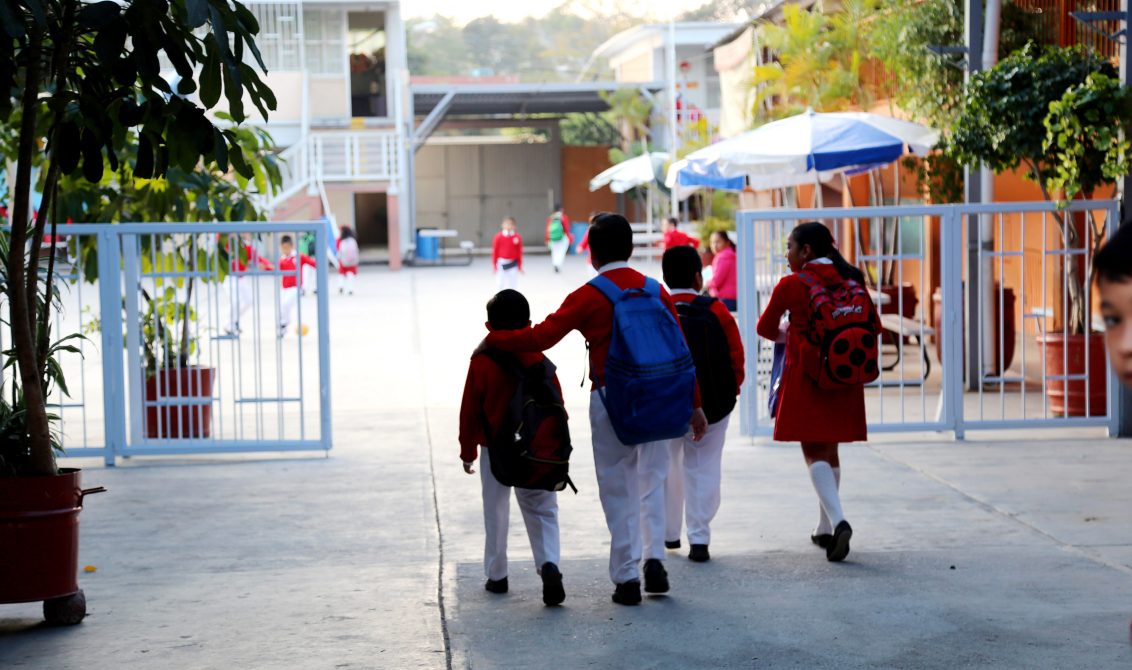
[2, 222, 333, 466]
[736, 201, 1121, 439]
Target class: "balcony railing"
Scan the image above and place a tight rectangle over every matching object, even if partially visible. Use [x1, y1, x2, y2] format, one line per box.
[270, 130, 402, 208]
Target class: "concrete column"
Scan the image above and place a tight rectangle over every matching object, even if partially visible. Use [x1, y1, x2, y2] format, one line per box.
[387, 192, 401, 271]
[964, 0, 984, 391]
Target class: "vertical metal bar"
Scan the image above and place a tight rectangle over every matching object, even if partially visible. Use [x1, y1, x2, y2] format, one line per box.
[314, 221, 332, 451]
[1061, 213, 1069, 419]
[919, 214, 927, 423]
[942, 207, 965, 438]
[737, 211, 757, 436]
[1020, 211, 1028, 419]
[976, 213, 985, 420]
[998, 211, 1006, 419]
[896, 215, 905, 422]
[124, 234, 144, 447]
[99, 231, 126, 465]
[1041, 210, 1049, 418]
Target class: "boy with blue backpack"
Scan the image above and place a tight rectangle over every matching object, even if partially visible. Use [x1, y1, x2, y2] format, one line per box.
[477, 213, 708, 605]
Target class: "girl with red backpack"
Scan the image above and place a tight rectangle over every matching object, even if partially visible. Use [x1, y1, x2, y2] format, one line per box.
[756, 221, 880, 562]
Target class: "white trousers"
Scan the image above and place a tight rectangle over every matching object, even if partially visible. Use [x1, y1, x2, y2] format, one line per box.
[301, 265, 317, 293]
[480, 449, 560, 581]
[665, 414, 729, 546]
[495, 262, 519, 291]
[337, 272, 356, 293]
[225, 276, 255, 332]
[589, 391, 669, 584]
[278, 286, 299, 329]
[549, 237, 571, 269]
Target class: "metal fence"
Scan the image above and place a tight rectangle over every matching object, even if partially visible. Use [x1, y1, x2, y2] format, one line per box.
[736, 201, 1121, 439]
[1, 222, 332, 466]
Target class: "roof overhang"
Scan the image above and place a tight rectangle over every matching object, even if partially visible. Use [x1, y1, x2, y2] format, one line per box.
[410, 81, 665, 117]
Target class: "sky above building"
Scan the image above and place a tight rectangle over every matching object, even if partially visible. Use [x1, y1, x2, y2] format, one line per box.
[402, 0, 692, 24]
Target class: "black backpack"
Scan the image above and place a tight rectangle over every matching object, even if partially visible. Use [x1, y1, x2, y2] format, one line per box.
[481, 350, 576, 493]
[675, 296, 738, 424]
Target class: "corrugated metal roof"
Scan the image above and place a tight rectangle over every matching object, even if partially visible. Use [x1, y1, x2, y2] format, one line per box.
[411, 82, 665, 117]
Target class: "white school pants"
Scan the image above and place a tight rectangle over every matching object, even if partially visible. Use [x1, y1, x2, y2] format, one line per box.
[278, 286, 299, 328]
[495, 262, 519, 291]
[590, 391, 670, 584]
[665, 414, 729, 546]
[480, 449, 560, 581]
[549, 237, 571, 269]
[225, 276, 255, 332]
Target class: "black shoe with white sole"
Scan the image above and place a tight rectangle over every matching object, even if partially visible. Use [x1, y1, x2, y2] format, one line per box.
[826, 521, 853, 562]
[540, 562, 565, 606]
[643, 559, 669, 594]
[612, 580, 641, 606]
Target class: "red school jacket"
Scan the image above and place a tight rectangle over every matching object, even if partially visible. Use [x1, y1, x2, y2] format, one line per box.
[671, 290, 745, 387]
[459, 349, 562, 463]
[484, 264, 702, 406]
[491, 231, 523, 271]
[279, 252, 316, 289]
[662, 228, 700, 250]
[755, 262, 880, 443]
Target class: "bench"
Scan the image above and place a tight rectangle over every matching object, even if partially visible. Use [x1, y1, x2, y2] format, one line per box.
[878, 313, 935, 380]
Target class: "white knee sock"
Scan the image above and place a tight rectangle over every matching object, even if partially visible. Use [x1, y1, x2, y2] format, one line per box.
[814, 466, 841, 535]
[809, 461, 845, 529]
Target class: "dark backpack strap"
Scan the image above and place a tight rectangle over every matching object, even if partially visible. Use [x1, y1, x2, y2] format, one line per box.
[588, 274, 622, 303]
[690, 294, 717, 310]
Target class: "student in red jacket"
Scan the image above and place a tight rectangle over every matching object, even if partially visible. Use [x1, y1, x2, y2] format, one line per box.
[459, 290, 565, 606]
[278, 235, 317, 338]
[491, 217, 523, 290]
[756, 222, 880, 563]
[661, 217, 700, 250]
[661, 246, 744, 563]
[222, 232, 273, 336]
[476, 213, 708, 606]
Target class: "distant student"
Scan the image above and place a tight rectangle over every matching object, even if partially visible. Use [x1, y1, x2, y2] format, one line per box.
[756, 222, 880, 562]
[491, 216, 523, 290]
[337, 225, 359, 295]
[223, 232, 272, 336]
[661, 217, 700, 250]
[459, 290, 566, 607]
[661, 245, 744, 562]
[278, 235, 317, 338]
[707, 231, 738, 311]
[1095, 222, 1132, 389]
[546, 204, 574, 273]
[478, 213, 708, 606]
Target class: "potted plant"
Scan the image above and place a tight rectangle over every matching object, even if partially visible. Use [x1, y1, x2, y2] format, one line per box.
[950, 45, 1132, 415]
[1, 0, 274, 623]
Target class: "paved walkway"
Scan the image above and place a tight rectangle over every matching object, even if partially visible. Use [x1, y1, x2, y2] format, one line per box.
[2, 255, 1131, 669]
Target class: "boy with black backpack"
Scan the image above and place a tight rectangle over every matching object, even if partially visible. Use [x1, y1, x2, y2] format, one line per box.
[661, 246, 745, 563]
[459, 290, 570, 606]
[477, 213, 708, 606]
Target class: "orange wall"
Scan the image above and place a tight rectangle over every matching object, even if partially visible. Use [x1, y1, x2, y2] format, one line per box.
[561, 146, 617, 224]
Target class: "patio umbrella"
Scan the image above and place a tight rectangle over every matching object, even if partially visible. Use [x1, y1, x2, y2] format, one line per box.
[663, 157, 865, 201]
[588, 152, 669, 193]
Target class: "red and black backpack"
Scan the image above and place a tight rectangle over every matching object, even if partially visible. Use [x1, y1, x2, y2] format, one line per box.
[796, 271, 880, 389]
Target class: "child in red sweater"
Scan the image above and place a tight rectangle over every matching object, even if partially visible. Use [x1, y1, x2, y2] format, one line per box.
[476, 213, 708, 606]
[278, 235, 317, 338]
[491, 217, 523, 290]
[459, 290, 565, 606]
[661, 246, 744, 563]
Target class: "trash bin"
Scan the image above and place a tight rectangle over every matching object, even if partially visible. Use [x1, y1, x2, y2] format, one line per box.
[416, 228, 439, 262]
[570, 222, 588, 255]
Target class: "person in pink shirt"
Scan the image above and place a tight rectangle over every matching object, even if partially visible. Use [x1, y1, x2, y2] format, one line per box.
[707, 231, 737, 311]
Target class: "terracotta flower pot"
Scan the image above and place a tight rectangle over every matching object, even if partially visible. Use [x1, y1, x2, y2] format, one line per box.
[0, 468, 103, 624]
[145, 366, 215, 439]
[1038, 332, 1107, 417]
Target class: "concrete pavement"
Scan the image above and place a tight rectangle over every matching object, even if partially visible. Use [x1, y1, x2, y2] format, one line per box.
[1, 255, 1131, 669]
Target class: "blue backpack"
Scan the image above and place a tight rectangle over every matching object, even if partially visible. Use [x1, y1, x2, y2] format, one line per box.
[589, 275, 697, 445]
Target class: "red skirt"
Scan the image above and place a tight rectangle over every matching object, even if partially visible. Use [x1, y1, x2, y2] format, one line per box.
[773, 351, 868, 444]
[338, 265, 358, 276]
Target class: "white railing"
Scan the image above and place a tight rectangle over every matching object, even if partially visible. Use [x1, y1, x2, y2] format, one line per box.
[268, 130, 401, 211]
[736, 200, 1121, 439]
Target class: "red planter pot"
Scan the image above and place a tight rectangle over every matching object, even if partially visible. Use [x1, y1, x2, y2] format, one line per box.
[1039, 333, 1107, 417]
[932, 286, 1017, 375]
[0, 468, 103, 624]
[145, 366, 215, 439]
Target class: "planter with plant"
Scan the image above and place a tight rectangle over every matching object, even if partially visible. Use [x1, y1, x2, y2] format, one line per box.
[1, 0, 274, 623]
[951, 45, 1132, 415]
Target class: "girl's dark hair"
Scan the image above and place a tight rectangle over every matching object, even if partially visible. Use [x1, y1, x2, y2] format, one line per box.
[791, 221, 865, 284]
[588, 212, 633, 264]
[711, 230, 735, 249]
[340, 226, 355, 240]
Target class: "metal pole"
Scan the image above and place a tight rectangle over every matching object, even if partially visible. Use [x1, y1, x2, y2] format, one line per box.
[979, 0, 1001, 381]
[667, 21, 679, 219]
[1117, 0, 1132, 436]
[964, 0, 984, 391]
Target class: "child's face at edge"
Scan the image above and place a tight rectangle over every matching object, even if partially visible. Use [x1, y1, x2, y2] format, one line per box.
[1099, 277, 1132, 387]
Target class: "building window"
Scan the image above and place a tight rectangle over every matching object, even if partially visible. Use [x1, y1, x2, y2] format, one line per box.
[249, 3, 303, 72]
[304, 9, 346, 75]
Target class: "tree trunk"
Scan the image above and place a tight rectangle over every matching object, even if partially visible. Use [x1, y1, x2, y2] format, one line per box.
[9, 28, 55, 476]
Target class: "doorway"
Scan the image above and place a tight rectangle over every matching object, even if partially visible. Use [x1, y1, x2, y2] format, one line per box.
[354, 192, 388, 249]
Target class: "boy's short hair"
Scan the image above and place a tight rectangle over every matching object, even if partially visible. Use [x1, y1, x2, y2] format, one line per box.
[280, 235, 294, 245]
[588, 213, 633, 264]
[1094, 222, 1132, 285]
[486, 289, 530, 331]
[665, 216, 678, 227]
[662, 245, 702, 289]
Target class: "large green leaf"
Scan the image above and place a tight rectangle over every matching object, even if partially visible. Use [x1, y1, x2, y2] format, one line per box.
[199, 38, 222, 108]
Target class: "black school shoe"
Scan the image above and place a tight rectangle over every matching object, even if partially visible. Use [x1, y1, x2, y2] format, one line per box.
[826, 521, 853, 562]
[665, 540, 682, 550]
[688, 544, 710, 562]
[612, 580, 642, 606]
[540, 562, 565, 606]
[811, 533, 833, 549]
[485, 577, 509, 594]
[643, 559, 670, 594]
